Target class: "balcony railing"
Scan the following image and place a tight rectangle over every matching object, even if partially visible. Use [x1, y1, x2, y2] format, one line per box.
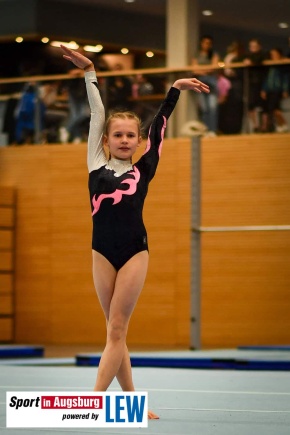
[0, 59, 290, 145]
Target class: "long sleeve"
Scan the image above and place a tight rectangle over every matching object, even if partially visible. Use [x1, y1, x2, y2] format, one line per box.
[85, 71, 107, 173]
[135, 86, 180, 182]
[147, 86, 180, 153]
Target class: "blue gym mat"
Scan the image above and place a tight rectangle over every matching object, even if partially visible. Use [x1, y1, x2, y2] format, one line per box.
[0, 345, 44, 358]
[75, 349, 290, 371]
[2, 347, 290, 371]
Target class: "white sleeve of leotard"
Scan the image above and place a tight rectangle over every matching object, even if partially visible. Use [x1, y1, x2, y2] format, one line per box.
[85, 71, 107, 173]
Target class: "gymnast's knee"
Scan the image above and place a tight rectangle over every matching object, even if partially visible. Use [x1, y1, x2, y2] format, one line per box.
[107, 318, 128, 343]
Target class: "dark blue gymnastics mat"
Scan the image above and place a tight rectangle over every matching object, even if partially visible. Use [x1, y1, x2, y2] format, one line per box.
[0, 345, 44, 358]
[75, 349, 290, 371]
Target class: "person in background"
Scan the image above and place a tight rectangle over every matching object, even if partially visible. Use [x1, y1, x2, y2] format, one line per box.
[261, 48, 289, 132]
[131, 74, 155, 135]
[287, 36, 290, 59]
[224, 41, 245, 77]
[192, 35, 220, 136]
[14, 82, 46, 144]
[217, 70, 232, 134]
[65, 64, 90, 143]
[243, 38, 268, 132]
[40, 81, 69, 143]
[222, 40, 245, 134]
[107, 63, 133, 111]
[285, 37, 290, 88]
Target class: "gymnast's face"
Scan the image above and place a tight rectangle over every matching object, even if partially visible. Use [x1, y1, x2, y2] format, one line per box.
[104, 118, 142, 161]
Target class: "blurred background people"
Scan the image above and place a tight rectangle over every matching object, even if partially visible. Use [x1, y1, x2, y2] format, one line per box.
[131, 74, 155, 134]
[261, 48, 289, 132]
[40, 81, 69, 143]
[193, 35, 220, 136]
[107, 63, 133, 111]
[64, 65, 90, 143]
[243, 38, 268, 132]
[217, 70, 232, 134]
[222, 40, 245, 134]
[14, 82, 45, 145]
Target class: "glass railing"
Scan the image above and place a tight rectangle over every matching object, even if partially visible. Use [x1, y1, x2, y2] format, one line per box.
[0, 59, 290, 145]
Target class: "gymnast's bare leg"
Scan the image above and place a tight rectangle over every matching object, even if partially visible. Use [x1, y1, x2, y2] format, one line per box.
[92, 249, 159, 419]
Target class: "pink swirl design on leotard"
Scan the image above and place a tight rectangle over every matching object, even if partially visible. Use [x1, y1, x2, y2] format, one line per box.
[92, 166, 140, 216]
[144, 115, 167, 157]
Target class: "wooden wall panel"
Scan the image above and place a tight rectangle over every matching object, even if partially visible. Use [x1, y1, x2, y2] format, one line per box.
[0, 186, 15, 206]
[200, 134, 290, 348]
[2, 134, 290, 349]
[0, 140, 191, 347]
[0, 295, 13, 314]
[200, 231, 290, 348]
[0, 318, 13, 341]
[0, 208, 14, 227]
[0, 185, 15, 342]
[0, 274, 13, 293]
[0, 252, 13, 271]
[1, 147, 52, 342]
[201, 134, 290, 226]
[0, 230, 13, 250]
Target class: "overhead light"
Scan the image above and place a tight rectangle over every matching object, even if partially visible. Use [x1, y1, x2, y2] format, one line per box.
[41, 37, 49, 43]
[202, 10, 213, 16]
[278, 22, 289, 28]
[50, 41, 79, 49]
[124, 0, 135, 3]
[15, 37, 23, 43]
[121, 48, 129, 54]
[146, 51, 154, 58]
[84, 44, 103, 52]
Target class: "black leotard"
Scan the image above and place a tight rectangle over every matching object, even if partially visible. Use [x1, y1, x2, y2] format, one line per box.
[85, 71, 180, 270]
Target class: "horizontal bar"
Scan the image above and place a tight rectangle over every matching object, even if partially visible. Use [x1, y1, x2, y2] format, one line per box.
[192, 225, 290, 233]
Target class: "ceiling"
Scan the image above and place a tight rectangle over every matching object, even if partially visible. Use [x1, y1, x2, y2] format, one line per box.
[56, 0, 290, 38]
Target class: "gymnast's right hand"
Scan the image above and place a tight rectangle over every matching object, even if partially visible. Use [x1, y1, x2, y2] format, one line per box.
[60, 44, 94, 70]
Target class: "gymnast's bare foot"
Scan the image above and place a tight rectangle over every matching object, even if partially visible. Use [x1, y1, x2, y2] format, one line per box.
[148, 410, 159, 419]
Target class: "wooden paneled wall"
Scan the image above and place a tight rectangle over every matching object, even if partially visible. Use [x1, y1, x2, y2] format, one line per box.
[0, 186, 16, 342]
[200, 134, 290, 348]
[0, 140, 191, 347]
[1, 133, 290, 348]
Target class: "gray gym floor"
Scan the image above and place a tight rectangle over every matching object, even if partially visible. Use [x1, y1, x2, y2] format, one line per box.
[1, 358, 290, 435]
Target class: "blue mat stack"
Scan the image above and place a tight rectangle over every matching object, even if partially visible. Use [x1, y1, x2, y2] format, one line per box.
[0, 345, 44, 359]
[76, 348, 290, 371]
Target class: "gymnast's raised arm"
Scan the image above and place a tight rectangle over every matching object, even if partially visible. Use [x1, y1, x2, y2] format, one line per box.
[60, 45, 106, 173]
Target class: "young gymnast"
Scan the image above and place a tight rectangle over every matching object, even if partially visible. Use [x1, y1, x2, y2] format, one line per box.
[61, 45, 209, 419]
